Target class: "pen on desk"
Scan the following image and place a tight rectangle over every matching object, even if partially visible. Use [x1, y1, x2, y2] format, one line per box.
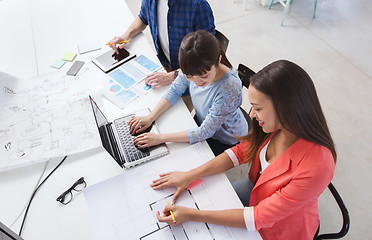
[106, 40, 129, 45]
[167, 202, 176, 224]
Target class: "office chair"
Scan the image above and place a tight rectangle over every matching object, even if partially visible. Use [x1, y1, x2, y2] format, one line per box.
[314, 182, 350, 239]
[215, 30, 229, 53]
[268, 0, 318, 26]
[237, 63, 256, 129]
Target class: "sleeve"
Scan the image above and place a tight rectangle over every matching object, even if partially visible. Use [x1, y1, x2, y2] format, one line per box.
[252, 147, 335, 230]
[225, 140, 250, 167]
[195, 1, 215, 34]
[187, 81, 242, 144]
[138, 0, 149, 25]
[163, 71, 189, 106]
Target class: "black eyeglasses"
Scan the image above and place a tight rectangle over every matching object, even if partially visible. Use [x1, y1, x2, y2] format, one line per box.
[56, 177, 87, 205]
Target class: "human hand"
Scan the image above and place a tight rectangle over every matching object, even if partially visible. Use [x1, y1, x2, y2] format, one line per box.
[133, 132, 163, 148]
[128, 116, 153, 135]
[156, 204, 196, 226]
[108, 36, 129, 54]
[151, 171, 192, 203]
[145, 72, 174, 88]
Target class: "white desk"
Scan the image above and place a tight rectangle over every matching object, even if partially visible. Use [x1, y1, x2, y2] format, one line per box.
[0, 0, 261, 239]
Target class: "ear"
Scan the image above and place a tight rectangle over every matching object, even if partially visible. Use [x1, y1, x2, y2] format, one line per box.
[219, 55, 222, 63]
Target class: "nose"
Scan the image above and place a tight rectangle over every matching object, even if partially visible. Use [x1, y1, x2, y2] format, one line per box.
[249, 107, 254, 119]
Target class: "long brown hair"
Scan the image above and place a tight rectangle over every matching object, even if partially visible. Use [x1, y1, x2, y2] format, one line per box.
[243, 60, 337, 164]
[178, 30, 232, 76]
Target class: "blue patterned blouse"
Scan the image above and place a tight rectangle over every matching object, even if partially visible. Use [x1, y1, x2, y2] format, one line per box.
[163, 69, 249, 145]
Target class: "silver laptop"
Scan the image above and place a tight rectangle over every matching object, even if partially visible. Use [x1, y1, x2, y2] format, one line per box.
[0, 221, 23, 240]
[89, 96, 168, 168]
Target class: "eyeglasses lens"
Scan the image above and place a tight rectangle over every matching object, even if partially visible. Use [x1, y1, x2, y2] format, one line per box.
[73, 178, 87, 191]
[57, 191, 73, 205]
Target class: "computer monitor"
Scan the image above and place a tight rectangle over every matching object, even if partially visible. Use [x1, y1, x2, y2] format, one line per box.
[0, 221, 23, 240]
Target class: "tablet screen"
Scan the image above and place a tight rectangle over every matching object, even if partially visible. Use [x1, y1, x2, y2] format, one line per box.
[95, 48, 130, 69]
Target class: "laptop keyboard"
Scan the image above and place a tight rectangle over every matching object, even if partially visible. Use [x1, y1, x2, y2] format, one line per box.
[115, 117, 150, 162]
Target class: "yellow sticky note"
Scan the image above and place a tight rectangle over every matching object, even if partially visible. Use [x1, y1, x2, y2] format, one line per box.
[62, 52, 77, 62]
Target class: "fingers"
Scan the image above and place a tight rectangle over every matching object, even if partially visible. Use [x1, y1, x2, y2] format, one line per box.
[145, 73, 161, 88]
[172, 188, 183, 204]
[113, 45, 119, 55]
[145, 72, 156, 85]
[118, 42, 127, 49]
[108, 37, 124, 54]
[151, 178, 169, 189]
[149, 81, 159, 88]
[133, 134, 151, 148]
[156, 210, 173, 224]
[151, 174, 172, 189]
[128, 117, 143, 134]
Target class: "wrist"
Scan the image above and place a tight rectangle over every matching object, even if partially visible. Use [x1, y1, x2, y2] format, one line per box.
[159, 134, 166, 143]
[172, 70, 179, 81]
[121, 34, 129, 41]
[189, 208, 201, 222]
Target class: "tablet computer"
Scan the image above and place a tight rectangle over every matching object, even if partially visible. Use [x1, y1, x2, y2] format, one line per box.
[92, 47, 136, 73]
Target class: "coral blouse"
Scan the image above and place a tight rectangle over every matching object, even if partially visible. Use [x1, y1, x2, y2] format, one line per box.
[225, 135, 335, 240]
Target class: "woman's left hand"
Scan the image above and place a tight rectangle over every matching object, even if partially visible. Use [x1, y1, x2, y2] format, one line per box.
[133, 132, 163, 148]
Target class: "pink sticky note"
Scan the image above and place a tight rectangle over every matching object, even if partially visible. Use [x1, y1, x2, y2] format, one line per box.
[187, 178, 202, 190]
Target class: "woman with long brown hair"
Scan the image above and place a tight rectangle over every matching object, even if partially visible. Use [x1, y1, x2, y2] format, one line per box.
[151, 60, 336, 240]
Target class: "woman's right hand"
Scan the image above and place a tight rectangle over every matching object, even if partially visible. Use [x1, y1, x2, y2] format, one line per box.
[128, 115, 153, 135]
[108, 36, 129, 54]
[151, 171, 193, 203]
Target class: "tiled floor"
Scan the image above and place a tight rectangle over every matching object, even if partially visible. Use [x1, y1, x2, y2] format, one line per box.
[126, 0, 371, 238]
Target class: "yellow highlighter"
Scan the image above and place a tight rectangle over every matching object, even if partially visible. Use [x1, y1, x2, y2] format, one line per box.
[167, 202, 176, 224]
[106, 40, 129, 45]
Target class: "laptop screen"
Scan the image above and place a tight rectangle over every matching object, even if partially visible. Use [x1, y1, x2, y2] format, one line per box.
[89, 96, 109, 128]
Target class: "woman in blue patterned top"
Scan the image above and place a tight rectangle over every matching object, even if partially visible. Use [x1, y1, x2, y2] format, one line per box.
[129, 30, 248, 155]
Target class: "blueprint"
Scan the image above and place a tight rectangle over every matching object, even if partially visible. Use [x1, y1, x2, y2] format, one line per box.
[83, 143, 260, 240]
[0, 69, 101, 172]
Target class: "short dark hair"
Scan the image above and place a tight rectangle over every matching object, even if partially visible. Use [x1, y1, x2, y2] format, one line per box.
[244, 60, 336, 163]
[178, 30, 232, 76]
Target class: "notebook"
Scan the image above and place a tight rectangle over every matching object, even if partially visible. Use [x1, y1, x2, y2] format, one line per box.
[89, 96, 168, 168]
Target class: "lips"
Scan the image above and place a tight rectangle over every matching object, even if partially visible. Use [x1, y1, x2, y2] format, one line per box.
[258, 121, 264, 127]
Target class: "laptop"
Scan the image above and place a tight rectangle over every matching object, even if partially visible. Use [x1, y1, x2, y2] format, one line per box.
[0, 221, 23, 240]
[89, 96, 169, 168]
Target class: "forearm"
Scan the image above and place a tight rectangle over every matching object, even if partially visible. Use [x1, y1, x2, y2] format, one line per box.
[188, 152, 234, 181]
[159, 131, 189, 143]
[121, 16, 147, 40]
[149, 98, 172, 122]
[192, 209, 246, 228]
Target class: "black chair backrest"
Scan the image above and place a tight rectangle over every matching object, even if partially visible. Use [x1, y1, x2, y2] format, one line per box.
[215, 30, 229, 53]
[237, 63, 255, 129]
[238, 63, 255, 89]
[315, 182, 350, 239]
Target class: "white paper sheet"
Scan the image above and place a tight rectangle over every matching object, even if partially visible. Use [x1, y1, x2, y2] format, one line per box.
[83, 143, 260, 240]
[0, 69, 101, 172]
[102, 55, 162, 108]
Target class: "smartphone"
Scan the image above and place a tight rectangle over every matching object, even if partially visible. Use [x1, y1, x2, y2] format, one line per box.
[66, 61, 85, 76]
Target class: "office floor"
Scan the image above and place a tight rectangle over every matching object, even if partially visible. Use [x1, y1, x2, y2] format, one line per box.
[125, 0, 371, 239]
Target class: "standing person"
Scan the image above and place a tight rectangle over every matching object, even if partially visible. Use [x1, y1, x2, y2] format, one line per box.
[109, 0, 215, 88]
[151, 60, 336, 240]
[128, 30, 248, 156]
